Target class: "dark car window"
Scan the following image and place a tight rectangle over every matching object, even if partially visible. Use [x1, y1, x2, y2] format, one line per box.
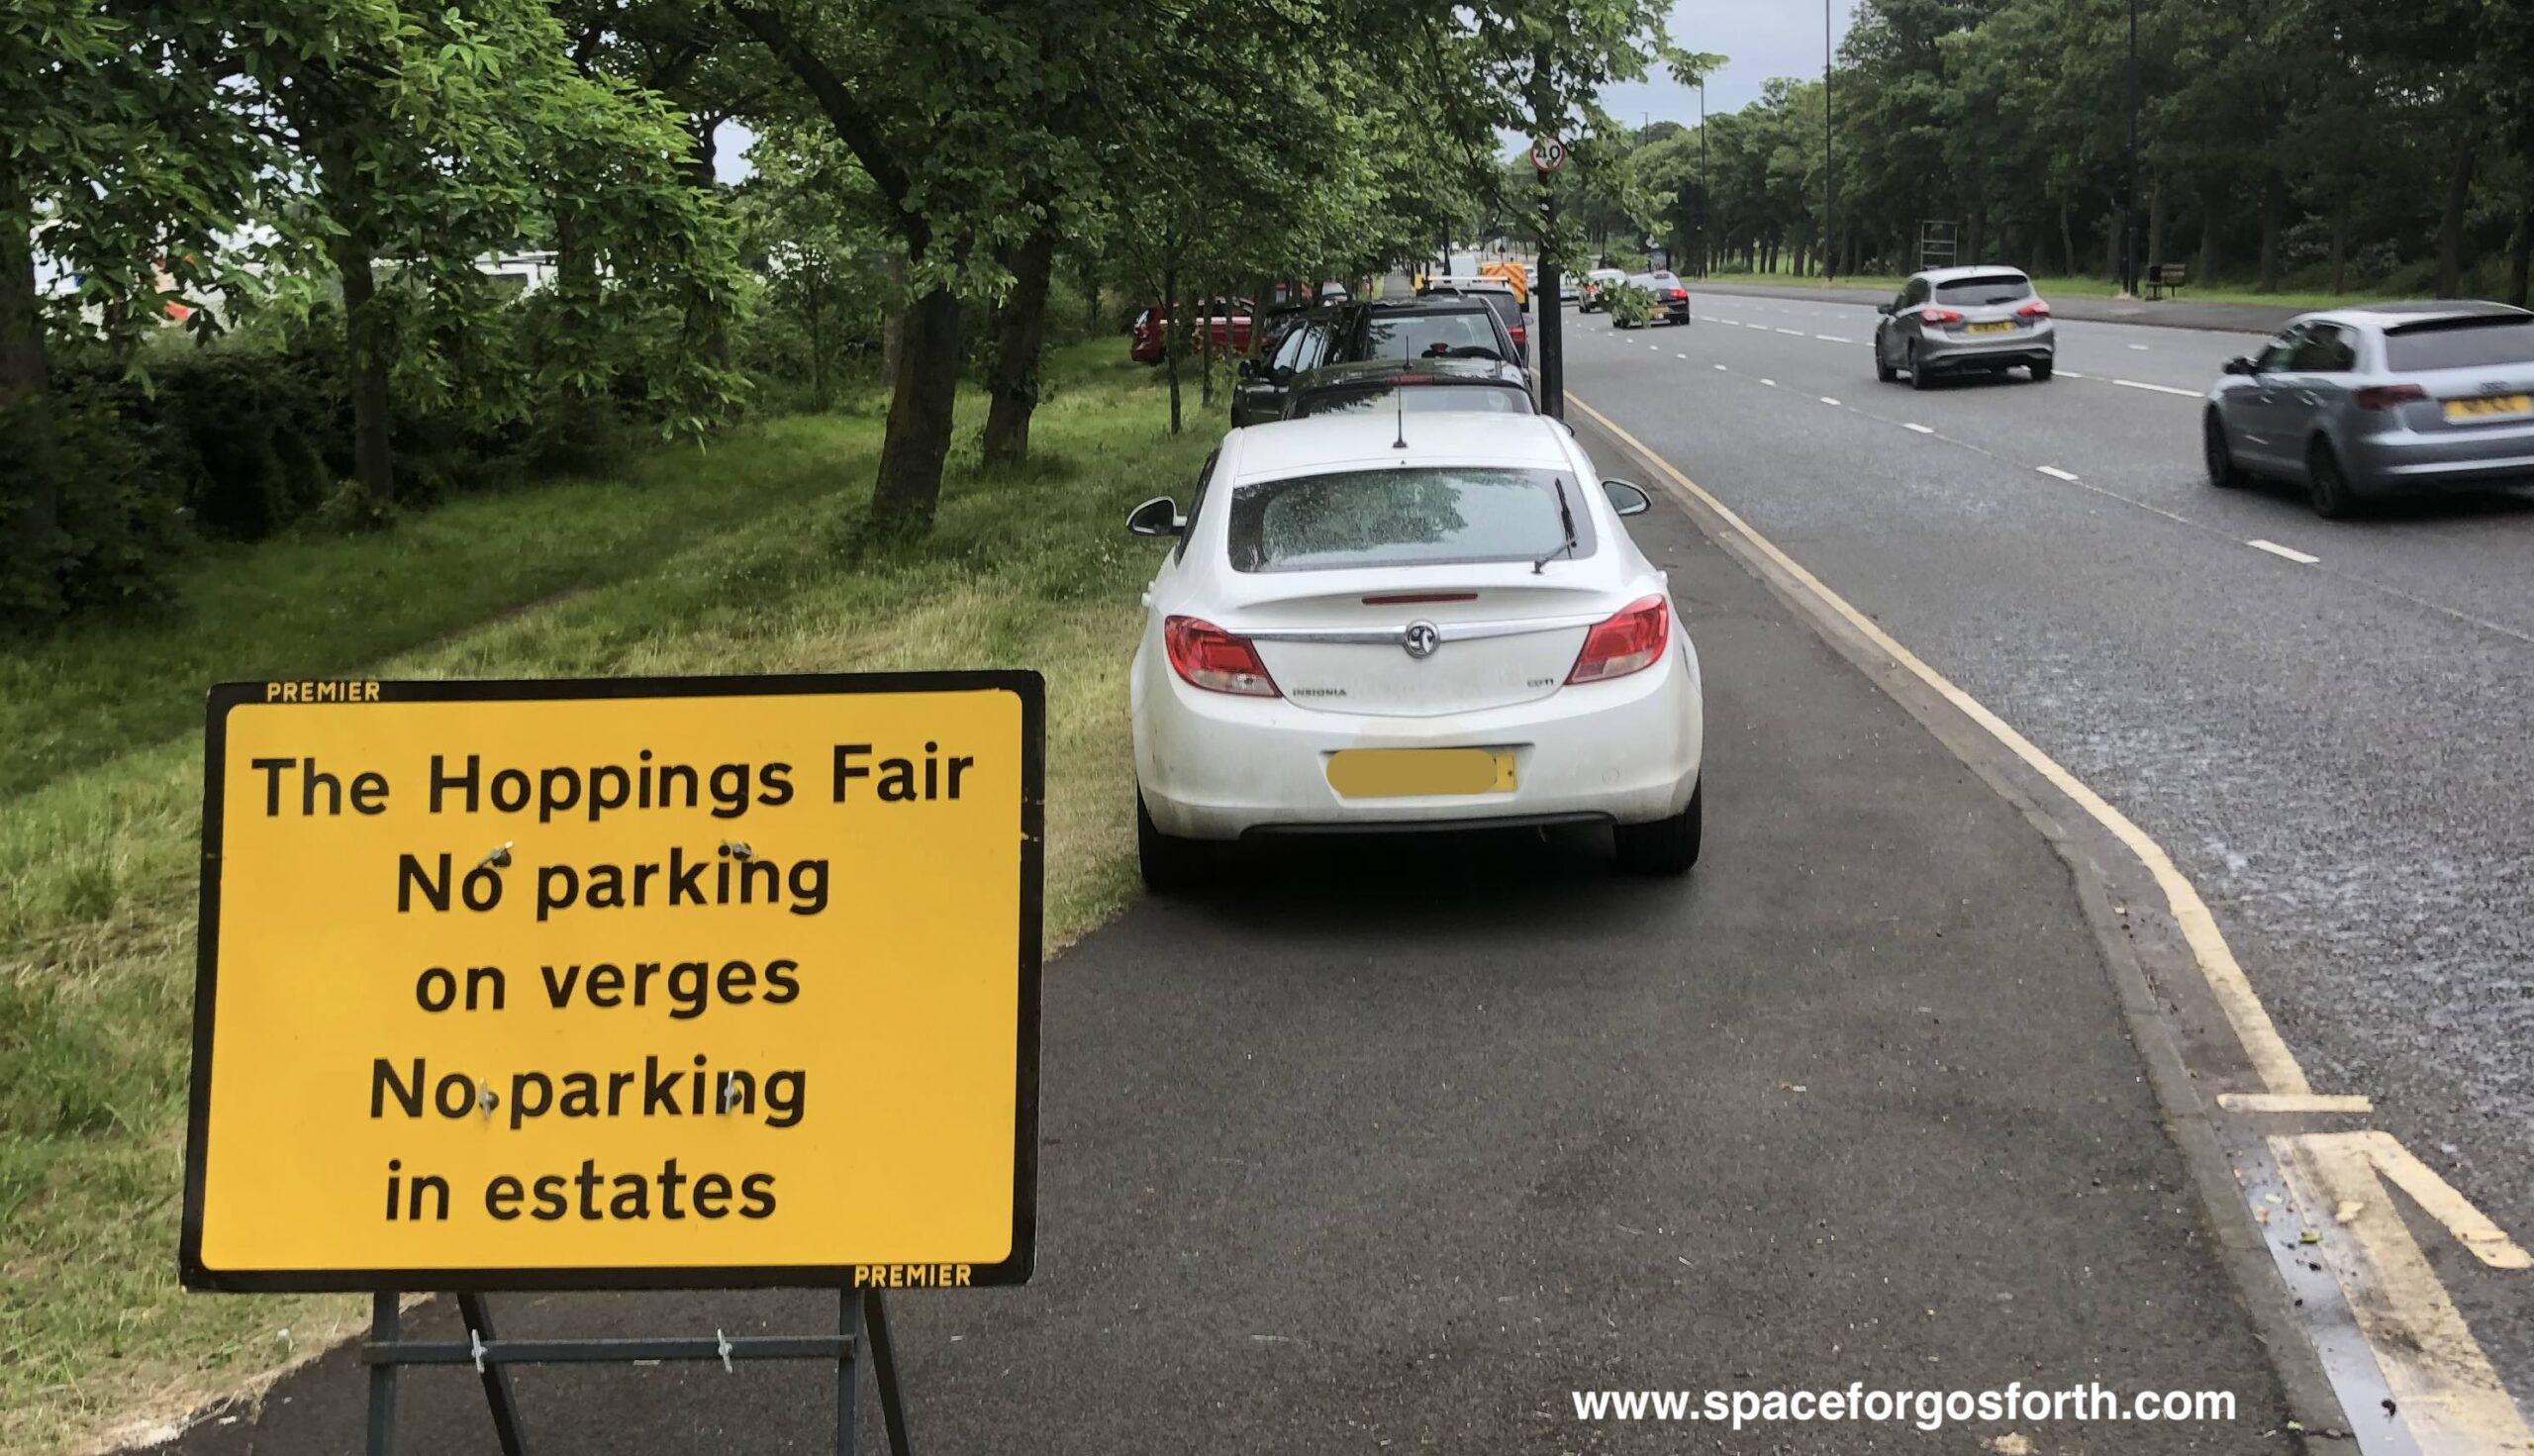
[2289, 324, 2358, 373]
[2256, 326, 2304, 372]
[1226, 466, 1596, 573]
[1902, 277, 1930, 308]
[1932, 274, 2032, 306]
[1273, 319, 1334, 373]
[1353, 309, 1505, 362]
[2384, 319, 2534, 372]
[1290, 383, 1534, 419]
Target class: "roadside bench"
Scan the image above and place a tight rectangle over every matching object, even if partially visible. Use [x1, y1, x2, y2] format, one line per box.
[2146, 262, 2189, 299]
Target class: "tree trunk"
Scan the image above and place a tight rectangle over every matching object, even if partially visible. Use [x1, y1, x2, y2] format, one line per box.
[879, 251, 908, 389]
[2103, 205, 2121, 282]
[330, 233, 396, 511]
[2434, 135, 2478, 298]
[2257, 172, 2286, 293]
[2058, 200, 2076, 283]
[2147, 183, 2166, 271]
[1199, 289, 1216, 408]
[982, 225, 1056, 469]
[0, 148, 60, 566]
[2329, 194, 2349, 296]
[867, 285, 963, 534]
[1163, 259, 1182, 435]
[2508, 198, 2533, 310]
[2197, 183, 2224, 286]
[550, 211, 609, 463]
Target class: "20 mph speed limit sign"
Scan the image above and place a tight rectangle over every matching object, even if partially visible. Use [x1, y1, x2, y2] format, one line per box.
[1530, 137, 1568, 174]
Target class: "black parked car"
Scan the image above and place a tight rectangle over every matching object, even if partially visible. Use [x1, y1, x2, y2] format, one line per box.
[1279, 356, 1535, 420]
[1231, 297, 1520, 425]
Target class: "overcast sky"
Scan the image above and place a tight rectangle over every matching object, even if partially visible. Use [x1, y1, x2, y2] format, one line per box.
[1586, 0, 1855, 131]
[710, 3, 1856, 186]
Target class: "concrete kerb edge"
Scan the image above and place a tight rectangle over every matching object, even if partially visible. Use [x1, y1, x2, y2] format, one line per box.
[1567, 404, 2355, 1451]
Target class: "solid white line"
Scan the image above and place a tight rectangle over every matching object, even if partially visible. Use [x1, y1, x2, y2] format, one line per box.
[2059, 369, 2087, 378]
[1818, 396, 1841, 406]
[2037, 465, 2081, 482]
[2249, 538, 2320, 564]
[1814, 334, 1851, 343]
[1903, 423, 1935, 435]
[2114, 378, 2201, 398]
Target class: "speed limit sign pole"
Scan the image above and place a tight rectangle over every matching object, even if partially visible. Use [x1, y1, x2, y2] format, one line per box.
[1530, 135, 1566, 420]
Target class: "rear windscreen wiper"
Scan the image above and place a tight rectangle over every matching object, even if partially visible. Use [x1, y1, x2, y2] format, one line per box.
[1533, 477, 1579, 573]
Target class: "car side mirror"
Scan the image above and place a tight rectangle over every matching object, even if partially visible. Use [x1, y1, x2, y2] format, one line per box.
[1601, 480, 1653, 517]
[2224, 356, 2258, 375]
[1125, 496, 1183, 537]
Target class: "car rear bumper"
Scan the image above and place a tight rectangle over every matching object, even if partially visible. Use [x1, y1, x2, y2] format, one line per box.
[1919, 324, 2054, 369]
[1134, 638, 1704, 840]
[2344, 423, 2534, 493]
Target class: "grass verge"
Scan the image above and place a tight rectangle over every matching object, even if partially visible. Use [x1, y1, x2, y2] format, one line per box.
[0, 339, 1208, 1454]
[1695, 268, 2421, 310]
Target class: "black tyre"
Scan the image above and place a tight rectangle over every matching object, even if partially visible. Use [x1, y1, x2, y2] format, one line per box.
[2306, 439, 2359, 520]
[1614, 783, 1704, 875]
[2029, 358, 2053, 381]
[2203, 410, 2247, 488]
[1907, 343, 1933, 391]
[1136, 790, 1213, 893]
[1876, 347, 1898, 383]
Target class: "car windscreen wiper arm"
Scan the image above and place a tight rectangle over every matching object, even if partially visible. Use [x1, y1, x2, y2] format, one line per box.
[1533, 477, 1579, 573]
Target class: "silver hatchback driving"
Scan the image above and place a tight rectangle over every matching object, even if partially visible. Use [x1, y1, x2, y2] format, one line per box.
[1874, 266, 2055, 388]
[2202, 302, 2534, 518]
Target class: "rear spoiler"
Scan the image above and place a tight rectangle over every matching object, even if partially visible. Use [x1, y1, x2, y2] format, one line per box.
[2384, 310, 2534, 336]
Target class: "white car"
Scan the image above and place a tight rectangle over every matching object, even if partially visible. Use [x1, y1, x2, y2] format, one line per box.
[1125, 413, 1706, 887]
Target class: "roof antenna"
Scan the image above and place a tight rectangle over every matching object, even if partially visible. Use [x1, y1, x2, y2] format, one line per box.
[1392, 373, 1409, 449]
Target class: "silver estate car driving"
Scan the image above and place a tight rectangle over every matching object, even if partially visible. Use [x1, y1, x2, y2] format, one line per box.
[2203, 302, 2534, 518]
[1874, 266, 2055, 388]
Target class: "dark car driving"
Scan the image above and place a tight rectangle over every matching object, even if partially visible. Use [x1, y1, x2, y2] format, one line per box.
[1617, 271, 1692, 328]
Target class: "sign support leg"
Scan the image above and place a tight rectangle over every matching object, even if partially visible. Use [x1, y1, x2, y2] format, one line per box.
[865, 1291, 913, 1456]
[837, 1287, 865, 1454]
[454, 1292, 529, 1456]
[365, 1293, 399, 1456]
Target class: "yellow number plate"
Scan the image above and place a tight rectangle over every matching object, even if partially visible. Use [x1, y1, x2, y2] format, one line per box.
[2443, 394, 2532, 422]
[1965, 321, 2015, 336]
[1325, 748, 1515, 799]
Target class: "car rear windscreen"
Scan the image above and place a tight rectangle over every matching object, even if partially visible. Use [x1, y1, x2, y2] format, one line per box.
[1933, 274, 2032, 306]
[2385, 320, 2534, 372]
[1355, 310, 1505, 362]
[1292, 384, 1534, 419]
[1226, 467, 1595, 573]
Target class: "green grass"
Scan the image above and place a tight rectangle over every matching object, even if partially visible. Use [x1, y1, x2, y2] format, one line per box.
[1696, 267, 2424, 310]
[0, 340, 1211, 1454]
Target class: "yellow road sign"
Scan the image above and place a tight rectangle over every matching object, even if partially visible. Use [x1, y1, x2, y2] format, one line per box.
[182, 674, 1042, 1292]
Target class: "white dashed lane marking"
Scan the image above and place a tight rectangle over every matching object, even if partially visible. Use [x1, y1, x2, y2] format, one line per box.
[2037, 465, 2081, 482]
[1814, 335, 1851, 343]
[1903, 423, 1935, 435]
[1819, 396, 1841, 406]
[2249, 539, 2320, 564]
[2113, 378, 2201, 398]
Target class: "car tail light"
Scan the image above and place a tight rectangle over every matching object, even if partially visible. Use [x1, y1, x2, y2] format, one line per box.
[1921, 308, 1964, 326]
[1567, 596, 1670, 684]
[1164, 617, 1279, 697]
[2355, 383, 2428, 410]
[1511, 324, 1527, 345]
[2015, 299, 2050, 319]
[1670, 289, 1688, 300]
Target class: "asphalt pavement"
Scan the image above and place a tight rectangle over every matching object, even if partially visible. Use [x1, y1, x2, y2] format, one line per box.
[1687, 280, 2306, 336]
[140, 445, 2309, 1453]
[1559, 290, 2534, 1415]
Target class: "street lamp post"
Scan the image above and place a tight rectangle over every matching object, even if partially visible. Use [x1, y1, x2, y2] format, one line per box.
[2123, 0, 2139, 295]
[1697, 79, 1708, 279]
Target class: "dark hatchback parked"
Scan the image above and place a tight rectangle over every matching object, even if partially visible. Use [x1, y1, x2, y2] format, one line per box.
[1279, 356, 1535, 420]
[1230, 297, 1521, 425]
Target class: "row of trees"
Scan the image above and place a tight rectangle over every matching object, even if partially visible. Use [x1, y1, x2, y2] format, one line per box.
[1559, 0, 2533, 302]
[5, 1, 1712, 630]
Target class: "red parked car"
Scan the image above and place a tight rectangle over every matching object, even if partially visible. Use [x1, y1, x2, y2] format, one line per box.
[1131, 299, 1255, 364]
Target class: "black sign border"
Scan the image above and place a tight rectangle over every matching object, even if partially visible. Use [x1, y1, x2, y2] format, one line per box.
[180, 671, 1044, 1294]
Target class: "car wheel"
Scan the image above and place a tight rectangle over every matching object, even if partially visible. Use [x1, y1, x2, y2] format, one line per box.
[2306, 438, 2360, 520]
[2203, 410, 2247, 488]
[2029, 357, 2053, 382]
[1876, 345, 1898, 383]
[1136, 789, 1213, 893]
[1614, 783, 1703, 875]
[1907, 343, 1933, 391]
